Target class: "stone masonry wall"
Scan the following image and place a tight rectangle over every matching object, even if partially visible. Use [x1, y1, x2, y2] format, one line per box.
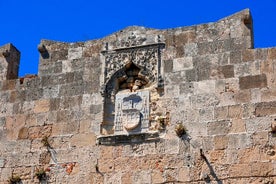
[0, 9, 276, 183]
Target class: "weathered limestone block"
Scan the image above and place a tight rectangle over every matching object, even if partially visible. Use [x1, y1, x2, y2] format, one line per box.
[255, 101, 276, 117]
[199, 107, 214, 122]
[237, 147, 261, 163]
[79, 119, 91, 134]
[179, 82, 194, 95]
[83, 42, 102, 58]
[0, 167, 12, 182]
[251, 88, 262, 103]
[54, 149, 79, 163]
[230, 50, 242, 64]
[194, 80, 215, 94]
[172, 57, 193, 71]
[268, 48, 276, 60]
[245, 117, 272, 133]
[59, 83, 85, 96]
[218, 52, 230, 65]
[0, 158, 5, 168]
[51, 49, 68, 61]
[254, 48, 268, 61]
[133, 170, 151, 184]
[163, 59, 173, 73]
[151, 169, 164, 183]
[234, 61, 260, 77]
[39, 151, 51, 164]
[0, 117, 5, 127]
[201, 136, 214, 151]
[214, 135, 229, 150]
[261, 88, 276, 102]
[207, 120, 231, 136]
[1, 80, 17, 91]
[239, 74, 267, 90]
[98, 158, 114, 173]
[51, 121, 79, 136]
[193, 55, 216, 81]
[178, 167, 190, 182]
[43, 85, 60, 98]
[6, 115, 26, 140]
[251, 131, 268, 146]
[190, 93, 219, 109]
[209, 150, 226, 164]
[214, 106, 228, 120]
[34, 99, 50, 113]
[6, 152, 39, 167]
[228, 104, 243, 119]
[174, 30, 196, 46]
[70, 133, 96, 147]
[230, 119, 246, 133]
[104, 172, 122, 184]
[251, 162, 273, 176]
[180, 108, 198, 123]
[184, 43, 198, 57]
[165, 71, 186, 85]
[229, 164, 252, 177]
[234, 89, 251, 104]
[164, 138, 179, 154]
[242, 49, 255, 62]
[228, 133, 252, 149]
[185, 69, 198, 82]
[261, 59, 276, 88]
[49, 136, 70, 150]
[1, 140, 31, 155]
[82, 93, 102, 107]
[217, 65, 235, 78]
[186, 121, 207, 137]
[28, 125, 52, 139]
[164, 85, 180, 98]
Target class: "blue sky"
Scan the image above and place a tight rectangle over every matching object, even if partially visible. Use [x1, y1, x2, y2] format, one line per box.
[1, 0, 276, 76]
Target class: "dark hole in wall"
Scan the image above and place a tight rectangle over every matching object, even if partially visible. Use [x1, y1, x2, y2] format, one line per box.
[243, 16, 254, 48]
[244, 18, 252, 31]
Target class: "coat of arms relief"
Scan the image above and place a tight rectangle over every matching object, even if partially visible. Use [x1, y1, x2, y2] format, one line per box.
[100, 29, 165, 137]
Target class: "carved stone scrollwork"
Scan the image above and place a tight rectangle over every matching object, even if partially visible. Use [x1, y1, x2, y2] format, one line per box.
[101, 43, 165, 97]
[116, 32, 147, 49]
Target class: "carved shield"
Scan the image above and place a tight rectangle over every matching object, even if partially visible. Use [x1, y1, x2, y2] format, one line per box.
[114, 91, 149, 134]
[122, 109, 141, 131]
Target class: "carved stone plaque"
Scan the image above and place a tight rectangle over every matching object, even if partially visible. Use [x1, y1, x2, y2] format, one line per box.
[100, 30, 165, 137]
[114, 90, 150, 135]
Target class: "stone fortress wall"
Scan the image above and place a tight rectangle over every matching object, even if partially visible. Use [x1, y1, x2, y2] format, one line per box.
[0, 9, 276, 183]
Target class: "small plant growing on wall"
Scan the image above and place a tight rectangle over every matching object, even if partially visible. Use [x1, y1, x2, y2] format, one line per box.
[8, 175, 21, 184]
[35, 168, 47, 181]
[41, 136, 51, 147]
[154, 112, 170, 131]
[175, 123, 187, 138]
[271, 121, 276, 137]
[157, 116, 166, 129]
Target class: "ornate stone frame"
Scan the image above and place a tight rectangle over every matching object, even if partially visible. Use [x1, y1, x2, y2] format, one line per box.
[98, 33, 165, 144]
[101, 43, 165, 98]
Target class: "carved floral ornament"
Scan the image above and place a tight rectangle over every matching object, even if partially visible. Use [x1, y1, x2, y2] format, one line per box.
[101, 37, 165, 98]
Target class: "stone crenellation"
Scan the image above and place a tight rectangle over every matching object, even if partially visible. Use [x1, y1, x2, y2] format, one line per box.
[0, 9, 276, 183]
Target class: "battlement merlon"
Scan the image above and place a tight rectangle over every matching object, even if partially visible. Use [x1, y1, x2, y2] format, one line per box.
[0, 43, 20, 81]
[218, 8, 253, 48]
